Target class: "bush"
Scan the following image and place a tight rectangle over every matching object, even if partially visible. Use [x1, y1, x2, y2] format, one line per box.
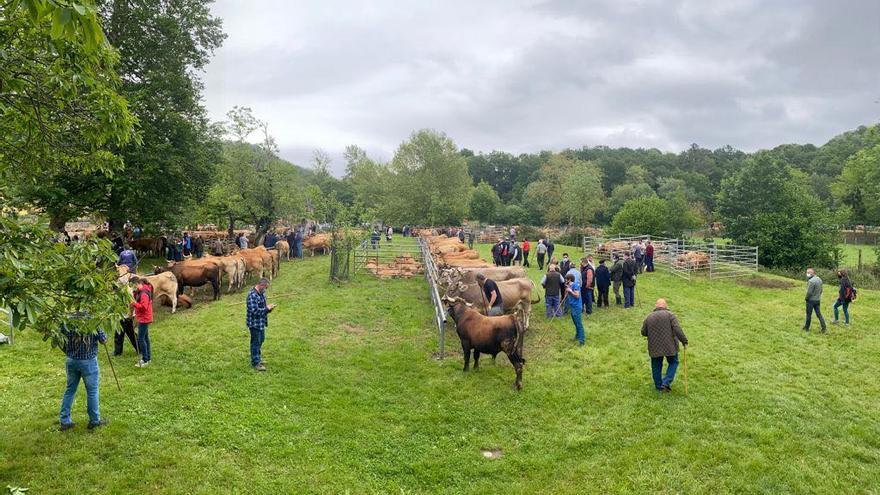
[607, 195, 700, 238]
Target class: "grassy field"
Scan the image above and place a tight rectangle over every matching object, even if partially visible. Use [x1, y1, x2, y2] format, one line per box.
[2, 244, 880, 494]
[839, 243, 877, 267]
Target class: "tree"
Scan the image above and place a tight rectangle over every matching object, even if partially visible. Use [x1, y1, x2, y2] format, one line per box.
[2, 1, 136, 218]
[469, 181, 500, 223]
[384, 130, 472, 225]
[607, 182, 656, 217]
[524, 154, 602, 225]
[717, 153, 840, 268]
[832, 140, 880, 226]
[0, 1, 134, 345]
[608, 195, 700, 237]
[203, 108, 305, 242]
[496, 204, 530, 226]
[344, 145, 391, 220]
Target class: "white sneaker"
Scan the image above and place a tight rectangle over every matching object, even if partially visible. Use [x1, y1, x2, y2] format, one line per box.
[135, 360, 145, 368]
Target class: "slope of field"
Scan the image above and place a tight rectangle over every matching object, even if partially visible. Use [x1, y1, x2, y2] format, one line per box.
[1, 246, 879, 494]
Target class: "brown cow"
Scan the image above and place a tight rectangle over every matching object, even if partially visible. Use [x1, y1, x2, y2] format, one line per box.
[154, 261, 221, 300]
[302, 233, 330, 256]
[444, 277, 540, 328]
[444, 298, 526, 390]
[438, 267, 527, 287]
[275, 240, 291, 261]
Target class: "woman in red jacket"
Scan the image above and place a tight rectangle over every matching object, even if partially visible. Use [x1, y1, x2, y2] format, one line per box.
[130, 277, 154, 368]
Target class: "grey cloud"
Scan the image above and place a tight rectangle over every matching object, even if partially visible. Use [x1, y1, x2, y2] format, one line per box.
[203, 0, 880, 175]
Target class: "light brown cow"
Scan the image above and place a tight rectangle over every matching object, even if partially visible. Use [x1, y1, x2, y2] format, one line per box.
[141, 271, 179, 313]
[444, 277, 540, 328]
[275, 240, 290, 261]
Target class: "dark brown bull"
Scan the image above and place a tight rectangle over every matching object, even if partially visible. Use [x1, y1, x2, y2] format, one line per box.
[154, 261, 221, 300]
[444, 298, 526, 390]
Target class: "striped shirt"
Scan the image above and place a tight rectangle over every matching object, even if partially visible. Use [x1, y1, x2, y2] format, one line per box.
[62, 325, 107, 360]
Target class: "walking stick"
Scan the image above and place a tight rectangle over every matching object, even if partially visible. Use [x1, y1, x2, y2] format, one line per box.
[683, 345, 688, 396]
[636, 279, 642, 308]
[102, 342, 122, 392]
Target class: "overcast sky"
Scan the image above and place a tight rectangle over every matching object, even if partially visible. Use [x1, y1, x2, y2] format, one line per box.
[202, 0, 880, 175]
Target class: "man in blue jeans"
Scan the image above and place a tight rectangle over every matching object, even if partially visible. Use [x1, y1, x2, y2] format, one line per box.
[564, 273, 586, 346]
[641, 299, 689, 392]
[246, 278, 275, 371]
[59, 321, 109, 431]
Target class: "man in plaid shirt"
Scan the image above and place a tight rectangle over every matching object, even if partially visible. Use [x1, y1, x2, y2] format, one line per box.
[59, 320, 109, 431]
[246, 278, 275, 371]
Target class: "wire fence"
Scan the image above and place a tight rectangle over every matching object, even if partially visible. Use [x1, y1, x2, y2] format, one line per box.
[583, 234, 758, 281]
[353, 236, 423, 278]
[418, 237, 448, 358]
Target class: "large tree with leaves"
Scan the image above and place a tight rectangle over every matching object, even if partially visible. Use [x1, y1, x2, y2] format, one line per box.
[1, 0, 135, 344]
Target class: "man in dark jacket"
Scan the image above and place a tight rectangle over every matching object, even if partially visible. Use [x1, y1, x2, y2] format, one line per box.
[546, 239, 555, 261]
[541, 267, 565, 317]
[476, 273, 504, 316]
[559, 253, 572, 275]
[491, 239, 503, 266]
[622, 253, 638, 308]
[595, 259, 611, 307]
[610, 254, 624, 305]
[641, 299, 688, 392]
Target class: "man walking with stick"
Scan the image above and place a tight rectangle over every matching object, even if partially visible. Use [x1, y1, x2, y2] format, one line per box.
[59, 316, 109, 431]
[641, 299, 688, 393]
[246, 278, 275, 371]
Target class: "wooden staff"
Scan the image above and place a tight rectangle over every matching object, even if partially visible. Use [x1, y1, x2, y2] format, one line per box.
[683, 345, 689, 396]
[102, 342, 122, 392]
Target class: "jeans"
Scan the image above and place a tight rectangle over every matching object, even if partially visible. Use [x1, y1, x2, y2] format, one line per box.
[545, 295, 562, 317]
[833, 299, 850, 324]
[635, 255, 644, 273]
[651, 354, 679, 390]
[60, 357, 100, 425]
[597, 287, 609, 307]
[137, 323, 151, 362]
[537, 253, 545, 270]
[805, 300, 826, 330]
[523, 251, 530, 267]
[646, 255, 654, 272]
[624, 286, 635, 308]
[583, 288, 594, 314]
[295, 240, 303, 259]
[249, 326, 265, 366]
[570, 305, 585, 345]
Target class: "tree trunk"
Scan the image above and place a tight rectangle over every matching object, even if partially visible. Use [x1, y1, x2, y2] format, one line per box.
[254, 218, 272, 247]
[49, 213, 68, 233]
[227, 216, 235, 238]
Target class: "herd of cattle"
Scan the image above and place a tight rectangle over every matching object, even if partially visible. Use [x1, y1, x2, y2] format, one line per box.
[116, 241, 310, 313]
[423, 234, 540, 390]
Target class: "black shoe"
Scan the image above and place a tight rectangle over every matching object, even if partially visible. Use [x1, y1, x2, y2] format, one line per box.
[59, 422, 75, 431]
[802, 327, 809, 332]
[821, 327, 827, 333]
[661, 385, 671, 393]
[87, 419, 108, 430]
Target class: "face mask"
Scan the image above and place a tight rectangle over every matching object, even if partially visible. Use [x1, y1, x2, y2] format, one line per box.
[806, 273, 812, 279]
[563, 257, 568, 261]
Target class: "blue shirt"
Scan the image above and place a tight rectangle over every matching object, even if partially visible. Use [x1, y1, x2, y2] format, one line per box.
[566, 268, 582, 286]
[62, 325, 107, 360]
[246, 288, 269, 330]
[118, 249, 138, 270]
[567, 281, 583, 310]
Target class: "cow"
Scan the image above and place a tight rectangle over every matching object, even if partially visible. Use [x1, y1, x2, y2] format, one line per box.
[130, 271, 179, 313]
[302, 233, 330, 256]
[161, 293, 192, 309]
[201, 254, 240, 292]
[129, 237, 161, 257]
[438, 266, 527, 287]
[275, 240, 290, 261]
[444, 297, 526, 390]
[236, 248, 268, 281]
[154, 261, 221, 300]
[444, 277, 540, 328]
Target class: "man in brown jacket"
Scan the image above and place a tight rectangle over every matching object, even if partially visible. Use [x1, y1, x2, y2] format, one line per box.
[641, 299, 688, 392]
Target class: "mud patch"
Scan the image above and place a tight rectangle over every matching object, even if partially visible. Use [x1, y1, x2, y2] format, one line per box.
[480, 448, 503, 459]
[736, 277, 796, 289]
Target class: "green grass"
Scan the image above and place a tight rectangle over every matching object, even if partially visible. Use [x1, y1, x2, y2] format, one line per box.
[2, 245, 880, 493]
[839, 243, 877, 267]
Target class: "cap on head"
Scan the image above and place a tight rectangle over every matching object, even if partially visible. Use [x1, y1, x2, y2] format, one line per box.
[655, 298, 668, 309]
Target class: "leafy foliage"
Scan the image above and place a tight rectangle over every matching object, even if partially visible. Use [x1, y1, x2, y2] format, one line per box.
[469, 181, 500, 223]
[832, 137, 880, 225]
[608, 195, 700, 238]
[718, 153, 840, 268]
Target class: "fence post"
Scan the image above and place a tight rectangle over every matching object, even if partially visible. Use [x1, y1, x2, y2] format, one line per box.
[858, 249, 862, 271]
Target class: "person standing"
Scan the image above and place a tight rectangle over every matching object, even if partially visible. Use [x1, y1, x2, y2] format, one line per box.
[509, 226, 516, 241]
[595, 259, 611, 307]
[645, 240, 655, 272]
[182, 232, 193, 257]
[546, 238, 555, 261]
[294, 226, 304, 258]
[559, 253, 572, 276]
[246, 278, 275, 371]
[467, 231, 474, 250]
[832, 269, 855, 327]
[130, 277, 154, 367]
[476, 273, 504, 316]
[491, 239, 503, 266]
[500, 238, 511, 266]
[564, 273, 585, 346]
[370, 228, 380, 249]
[286, 230, 296, 259]
[541, 266, 565, 317]
[114, 317, 139, 356]
[386, 225, 393, 242]
[117, 245, 138, 274]
[193, 235, 204, 258]
[633, 241, 644, 274]
[803, 268, 826, 332]
[536, 239, 547, 270]
[581, 257, 595, 315]
[59, 318, 108, 431]
[212, 237, 224, 256]
[511, 241, 522, 266]
[610, 254, 624, 305]
[239, 234, 249, 250]
[622, 253, 638, 308]
[458, 228, 465, 243]
[641, 299, 688, 392]
[522, 238, 531, 268]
